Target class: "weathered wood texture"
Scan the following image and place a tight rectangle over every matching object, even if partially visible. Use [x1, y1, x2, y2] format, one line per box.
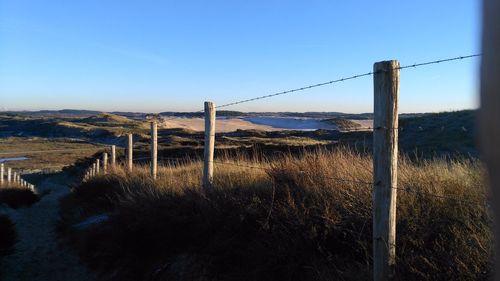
[111, 145, 116, 167]
[151, 121, 158, 179]
[203, 101, 216, 190]
[480, 1, 500, 280]
[103, 153, 108, 174]
[0, 163, 4, 185]
[127, 134, 133, 171]
[373, 60, 400, 281]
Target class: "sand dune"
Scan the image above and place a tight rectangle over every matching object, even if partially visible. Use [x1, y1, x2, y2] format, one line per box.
[160, 117, 372, 133]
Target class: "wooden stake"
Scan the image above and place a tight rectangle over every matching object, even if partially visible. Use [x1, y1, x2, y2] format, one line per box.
[111, 145, 116, 167]
[127, 134, 133, 171]
[373, 60, 400, 281]
[0, 163, 4, 186]
[150, 121, 158, 180]
[103, 153, 108, 174]
[96, 159, 100, 174]
[480, 2, 500, 280]
[7, 168, 11, 183]
[203, 101, 216, 190]
[92, 163, 97, 177]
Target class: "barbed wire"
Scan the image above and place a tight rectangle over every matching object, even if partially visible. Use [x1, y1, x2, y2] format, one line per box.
[397, 54, 481, 70]
[213, 54, 481, 110]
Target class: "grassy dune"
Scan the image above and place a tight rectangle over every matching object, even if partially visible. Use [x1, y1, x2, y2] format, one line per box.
[0, 137, 105, 171]
[60, 149, 491, 280]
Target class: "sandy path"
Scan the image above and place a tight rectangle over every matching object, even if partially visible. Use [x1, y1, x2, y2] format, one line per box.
[0, 176, 98, 281]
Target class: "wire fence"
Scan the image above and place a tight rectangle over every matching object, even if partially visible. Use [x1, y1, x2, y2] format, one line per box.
[1, 54, 484, 205]
[213, 54, 480, 110]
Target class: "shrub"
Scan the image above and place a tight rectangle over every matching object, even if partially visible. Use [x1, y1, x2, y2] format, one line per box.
[60, 149, 492, 281]
[0, 186, 39, 208]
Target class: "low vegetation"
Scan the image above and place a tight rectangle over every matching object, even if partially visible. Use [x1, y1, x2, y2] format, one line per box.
[0, 184, 40, 209]
[399, 110, 477, 157]
[59, 149, 492, 281]
[0, 137, 105, 170]
[322, 117, 363, 131]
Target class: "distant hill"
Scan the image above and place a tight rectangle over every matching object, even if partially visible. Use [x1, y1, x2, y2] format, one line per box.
[0, 113, 149, 143]
[322, 118, 363, 131]
[398, 110, 477, 157]
[2, 109, 103, 117]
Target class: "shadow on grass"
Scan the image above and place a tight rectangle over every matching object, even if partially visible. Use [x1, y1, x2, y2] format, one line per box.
[0, 214, 16, 258]
[0, 188, 40, 209]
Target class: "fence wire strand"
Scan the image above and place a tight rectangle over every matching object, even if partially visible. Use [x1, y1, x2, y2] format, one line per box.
[213, 54, 481, 110]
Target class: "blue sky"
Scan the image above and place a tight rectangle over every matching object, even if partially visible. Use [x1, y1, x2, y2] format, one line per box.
[0, 0, 480, 113]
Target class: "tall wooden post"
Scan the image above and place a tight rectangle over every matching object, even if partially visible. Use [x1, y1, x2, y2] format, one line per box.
[111, 145, 116, 167]
[103, 153, 108, 174]
[7, 168, 11, 183]
[480, 1, 500, 280]
[0, 163, 4, 186]
[373, 60, 399, 281]
[150, 121, 158, 180]
[96, 159, 100, 174]
[203, 101, 216, 190]
[13, 172, 17, 183]
[127, 134, 133, 171]
[92, 163, 96, 177]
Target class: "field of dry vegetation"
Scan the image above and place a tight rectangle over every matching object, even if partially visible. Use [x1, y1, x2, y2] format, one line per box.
[59, 148, 492, 281]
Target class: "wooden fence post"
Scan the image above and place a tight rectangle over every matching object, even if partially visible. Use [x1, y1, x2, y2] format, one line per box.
[103, 153, 108, 174]
[480, 1, 500, 280]
[151, 121, 158, 180]
[92, 163, 96, 177]
[7, 168, 11, 183]
[111, 145, 116, 168]
[127, 134, 133, 171]
[373, 60, 400, 281]
[13, 172, 17, 183]
[96, 159, 100, 174]
[0, 163, 4, 186]
[203, 101, 216, 190]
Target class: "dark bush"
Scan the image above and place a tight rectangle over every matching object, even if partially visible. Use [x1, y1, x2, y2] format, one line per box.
[0, 215, 16, 257]
[0, 188, 39, 208]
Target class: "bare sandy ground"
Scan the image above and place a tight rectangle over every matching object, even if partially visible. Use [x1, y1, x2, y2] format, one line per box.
[351, 119, 374, 129]
[0, 177, 97, 281]
[160, 117, 372, 132]
[161, 118, 280, 132]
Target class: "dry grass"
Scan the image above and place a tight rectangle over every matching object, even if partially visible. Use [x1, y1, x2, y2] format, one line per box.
[59, 148, 492, 281]
[0, 137, 104, 171]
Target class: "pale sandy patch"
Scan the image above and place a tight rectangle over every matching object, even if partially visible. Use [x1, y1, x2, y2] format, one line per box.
[349, 119, 374, 129]
[160, 118, 289, 133]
